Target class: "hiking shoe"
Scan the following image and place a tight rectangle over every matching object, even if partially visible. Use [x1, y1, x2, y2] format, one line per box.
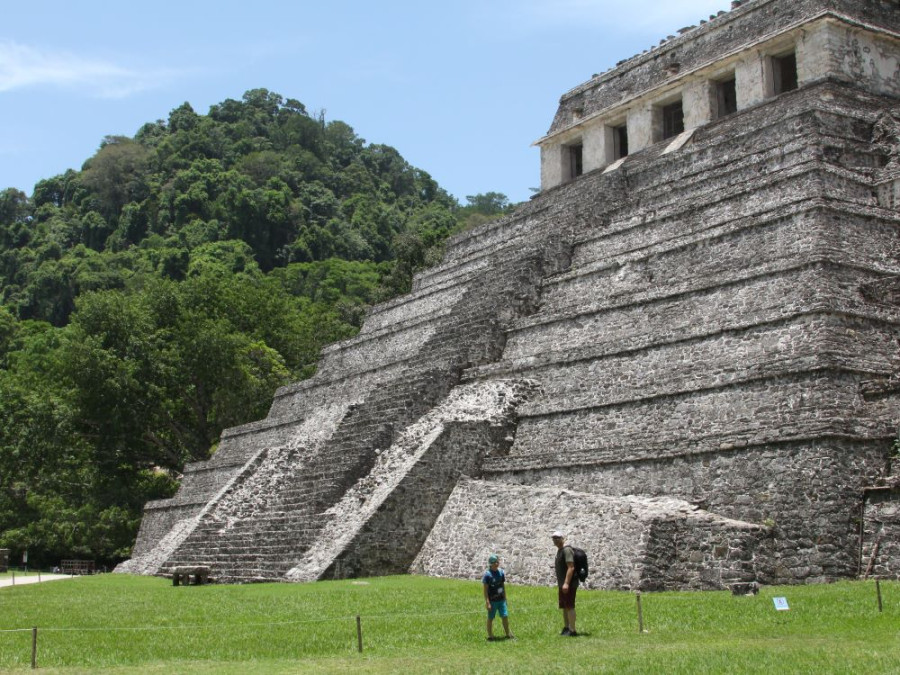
[505, 635, 516, 640]
[487, 636, 497, 641]
[568, 631, 579, 637]
[560, 627, 571, 636]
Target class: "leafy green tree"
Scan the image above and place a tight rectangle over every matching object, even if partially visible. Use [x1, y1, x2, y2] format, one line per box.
[80, 136, 152, 229]
[0, 86, 518, 565]
[31, 170, 82, 210]
[0, 188, 29, 227]
[167, 102, 200, 133]
[0, 306, 17, 363]
[464, 191, 512, 215]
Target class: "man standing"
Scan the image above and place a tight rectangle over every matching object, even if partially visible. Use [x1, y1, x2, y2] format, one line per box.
[552, 530, 578, 636]
[482, 554, 513, 640]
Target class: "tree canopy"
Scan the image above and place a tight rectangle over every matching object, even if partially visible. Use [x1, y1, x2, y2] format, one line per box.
[0, 89, 515, 567]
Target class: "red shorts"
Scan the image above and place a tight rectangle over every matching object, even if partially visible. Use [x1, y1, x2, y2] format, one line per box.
[558, 585, 577, 609]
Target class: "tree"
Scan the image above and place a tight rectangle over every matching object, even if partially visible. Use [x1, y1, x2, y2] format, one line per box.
[80, 137, 151, 227]
[167, 102, 199, 133]
[0, 87, 507, 565]
[0, 188, 32, 249]
[0, 188, 29, 225]
[32, 171, 81, 209]
[463, 192, 512, 215]
[0, 305, 18, 365]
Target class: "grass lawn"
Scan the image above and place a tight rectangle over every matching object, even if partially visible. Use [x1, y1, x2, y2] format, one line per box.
[0, 575, 896, 673]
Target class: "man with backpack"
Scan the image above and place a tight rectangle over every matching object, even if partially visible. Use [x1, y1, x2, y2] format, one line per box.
[552, 530, 579, 636]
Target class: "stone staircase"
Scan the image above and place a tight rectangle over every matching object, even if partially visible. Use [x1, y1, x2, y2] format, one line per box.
[130, 196, 568, 582]
[285, 380, 537, 582]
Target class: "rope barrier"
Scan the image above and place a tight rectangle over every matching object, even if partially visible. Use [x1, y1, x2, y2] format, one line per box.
[0, 583, 888, 636]
[3, 616, 341, 633]
[0, 599, 595, 635]
[0, 598, 712, 635]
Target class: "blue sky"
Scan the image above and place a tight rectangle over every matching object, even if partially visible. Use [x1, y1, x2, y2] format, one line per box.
[1, 0, 730, 204]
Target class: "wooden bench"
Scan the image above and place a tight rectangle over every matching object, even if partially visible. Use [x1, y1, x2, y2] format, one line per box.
[172, 566, 210, 586]
[60, 560, 95, 575]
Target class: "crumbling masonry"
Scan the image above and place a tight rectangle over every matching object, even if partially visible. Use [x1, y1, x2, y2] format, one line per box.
[119, 0, 900, 590]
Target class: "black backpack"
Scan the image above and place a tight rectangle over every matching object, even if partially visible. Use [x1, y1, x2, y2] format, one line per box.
[570, 546, 589, 582]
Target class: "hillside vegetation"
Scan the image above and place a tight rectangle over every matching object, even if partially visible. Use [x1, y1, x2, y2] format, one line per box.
[0, 89, 515, 567]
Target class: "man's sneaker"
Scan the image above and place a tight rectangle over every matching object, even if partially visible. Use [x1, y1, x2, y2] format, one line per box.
[560, 627, 571, 636]
[505, 635, 516, 640]
[568, 630, 579, 637]
[487, 636, 497, 641]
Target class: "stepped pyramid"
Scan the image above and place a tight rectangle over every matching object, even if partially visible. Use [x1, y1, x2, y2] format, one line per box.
[120, 0, 900, 589]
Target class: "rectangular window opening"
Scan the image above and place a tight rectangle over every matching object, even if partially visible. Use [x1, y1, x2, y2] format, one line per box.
[772, 52, 798, 95]
[662, 101, 684, 140]
[568, 144, 583, 180]
[716, 77, 737, 118]
[614, 124, 629, 159]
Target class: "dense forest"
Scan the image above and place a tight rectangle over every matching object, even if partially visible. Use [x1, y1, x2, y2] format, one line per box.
[0, 89, 515, 568]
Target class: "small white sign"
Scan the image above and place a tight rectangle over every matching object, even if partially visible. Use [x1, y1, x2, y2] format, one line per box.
[773, 596, 790, 611]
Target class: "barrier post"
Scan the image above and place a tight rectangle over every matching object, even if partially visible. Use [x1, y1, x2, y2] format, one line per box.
[876, 579, 883, 613]
[31, 627, 37, 669]
[636, 591, 645, 633]
[356, 615, 363, 653]
[11, 571, 14, 586]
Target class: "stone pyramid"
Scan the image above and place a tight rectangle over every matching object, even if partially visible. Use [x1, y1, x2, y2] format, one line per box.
[120, 0, 900, 588]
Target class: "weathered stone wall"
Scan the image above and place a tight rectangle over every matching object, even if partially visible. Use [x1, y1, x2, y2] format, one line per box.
[508, 374, 883, 458]
[486, 440, 886, 583]
[130, 501, 204, 560]
[414, 479, 773, 591]
[451, 81, 899, 585]
[547, 0, 900, 135]
[541, 0, 900, 188]
[862, 480, 900, 579]
[807, 19, 900, 100]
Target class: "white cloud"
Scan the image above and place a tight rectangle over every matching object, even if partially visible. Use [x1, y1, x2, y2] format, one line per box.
[0, 41, 177, 98]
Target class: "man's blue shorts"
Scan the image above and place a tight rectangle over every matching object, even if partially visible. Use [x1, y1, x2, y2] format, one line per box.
[488, 600, 508, 619]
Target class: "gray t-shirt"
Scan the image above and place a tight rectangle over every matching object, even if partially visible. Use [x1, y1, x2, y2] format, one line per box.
[555, 545, 578, 588]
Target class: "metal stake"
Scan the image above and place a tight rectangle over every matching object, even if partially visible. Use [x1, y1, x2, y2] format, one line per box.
[636, 591, 645, 633]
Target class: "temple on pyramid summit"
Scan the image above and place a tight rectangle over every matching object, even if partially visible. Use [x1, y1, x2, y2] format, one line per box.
[119, 0, 900, 590]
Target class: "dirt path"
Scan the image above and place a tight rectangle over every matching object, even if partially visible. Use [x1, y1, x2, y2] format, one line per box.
[0, 573, 73, 588]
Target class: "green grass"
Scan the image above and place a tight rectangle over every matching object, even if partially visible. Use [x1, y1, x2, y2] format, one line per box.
[0, 575, 897, 673]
